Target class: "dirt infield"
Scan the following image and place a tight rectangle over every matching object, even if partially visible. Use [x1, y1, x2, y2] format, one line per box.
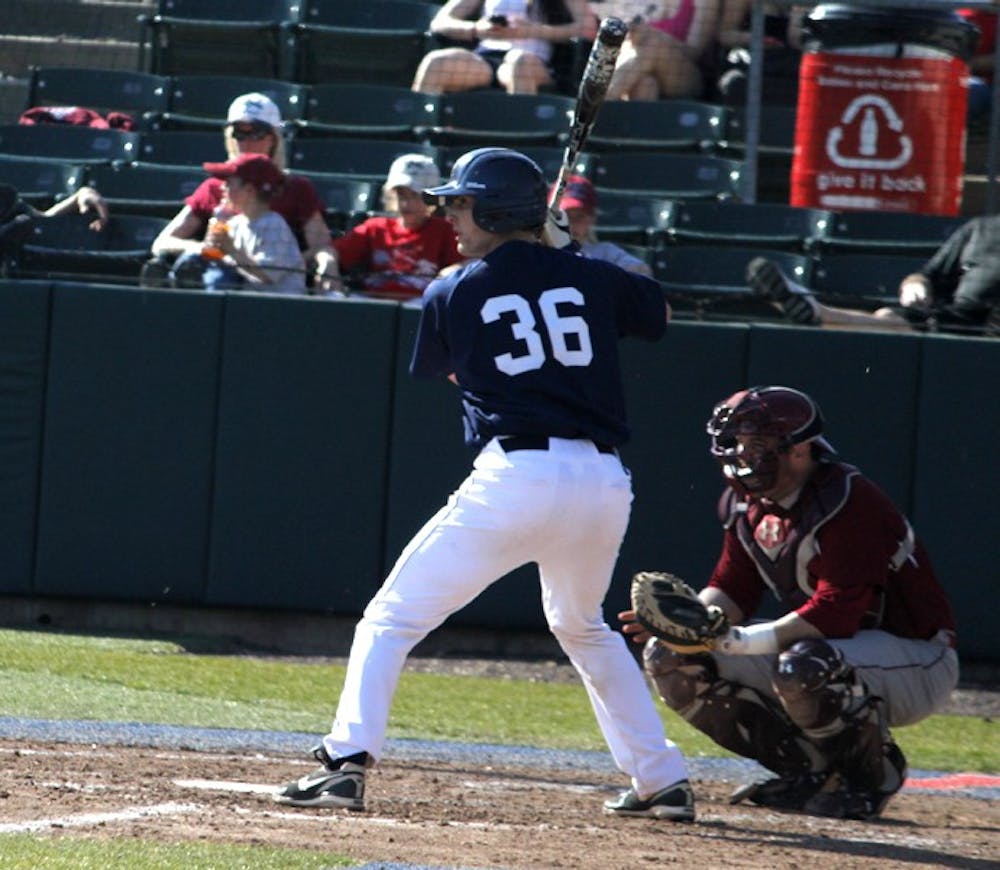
[3, 740, 998, 869]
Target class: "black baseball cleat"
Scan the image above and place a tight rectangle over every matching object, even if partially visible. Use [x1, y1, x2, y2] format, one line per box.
[729, 770, 835, 810]
[603, 779, 695, 820]
[747, 256, 821, 326]
[273, 745, 369, 810]
[804, 740, 909, 821]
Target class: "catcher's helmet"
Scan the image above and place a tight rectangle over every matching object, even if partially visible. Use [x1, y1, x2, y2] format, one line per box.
[706, 386, 835, 493]
[422, 147, 547, 234]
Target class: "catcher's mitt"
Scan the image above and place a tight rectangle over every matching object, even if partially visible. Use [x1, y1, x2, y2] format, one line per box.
[630, 571, 730, 654]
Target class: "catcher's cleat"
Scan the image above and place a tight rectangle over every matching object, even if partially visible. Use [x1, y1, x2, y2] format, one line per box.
[603, 780, 695, 821]
[273, 745, 368, 810]
[747, 256, 821, 326]
[729, 770, 835, 810]
[805, 739, 908, 821]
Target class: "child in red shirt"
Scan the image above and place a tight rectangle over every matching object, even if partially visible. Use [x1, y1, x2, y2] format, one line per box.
[315, 155, 462, 301]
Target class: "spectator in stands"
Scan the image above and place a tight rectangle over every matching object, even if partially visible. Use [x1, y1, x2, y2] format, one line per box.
[959, 7, 997, 126]
[552, 174, 652, 275]
[713, 2, 807, 105]
[747, 214, 1000, 336]
[149, 93, 330, 274]
[411, 0, 594, 95]
[601, 0, 722, 102]
[313, 154, 463, 300]
[0, 182, 110, 260]
[189, 154, 306, 295]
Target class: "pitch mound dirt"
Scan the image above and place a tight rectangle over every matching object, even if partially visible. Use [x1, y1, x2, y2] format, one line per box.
[3, 740, 998, 869]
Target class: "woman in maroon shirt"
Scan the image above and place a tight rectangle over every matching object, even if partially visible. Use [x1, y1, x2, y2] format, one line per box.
[150, 93, 330, 279]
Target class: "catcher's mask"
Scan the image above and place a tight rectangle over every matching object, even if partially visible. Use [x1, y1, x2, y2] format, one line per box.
[706, 386, 835, 494]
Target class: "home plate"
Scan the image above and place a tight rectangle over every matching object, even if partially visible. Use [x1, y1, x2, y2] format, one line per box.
[174, 778, 280, 795]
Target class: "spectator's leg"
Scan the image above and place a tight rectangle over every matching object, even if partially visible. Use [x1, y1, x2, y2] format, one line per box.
[498, 49, 553, 94]
[412, 49, 493, 94]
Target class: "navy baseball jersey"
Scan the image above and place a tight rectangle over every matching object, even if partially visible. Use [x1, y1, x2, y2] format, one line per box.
[410, 240, 667, 447]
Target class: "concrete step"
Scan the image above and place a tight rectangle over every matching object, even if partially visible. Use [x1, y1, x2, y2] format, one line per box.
[0, 36, 141, 80]
[5, 0, 153, 42]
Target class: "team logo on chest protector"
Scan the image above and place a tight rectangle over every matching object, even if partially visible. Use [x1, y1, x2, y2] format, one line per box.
[754, 513, 789, 558]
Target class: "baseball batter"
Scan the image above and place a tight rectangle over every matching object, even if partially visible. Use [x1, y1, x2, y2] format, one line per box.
[621, 386, 959, 820]
[274, 147, 693, 819]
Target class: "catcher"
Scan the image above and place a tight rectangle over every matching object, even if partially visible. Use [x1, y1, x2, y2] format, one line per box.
[623, 385, 958, 820]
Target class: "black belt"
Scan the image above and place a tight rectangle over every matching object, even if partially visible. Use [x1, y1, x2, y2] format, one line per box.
[498, 435, 616, 455]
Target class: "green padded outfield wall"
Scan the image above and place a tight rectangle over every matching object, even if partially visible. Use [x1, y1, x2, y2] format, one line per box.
[0, 281, 50, 595]
[206, 295, 398, 612]
[912, 334, 1000, 661]
[34, 284, 223, 602]
[3, 279, 997, 661]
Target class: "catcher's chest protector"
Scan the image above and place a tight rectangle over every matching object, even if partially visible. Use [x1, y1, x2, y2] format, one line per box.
[723, 463, 858, 605]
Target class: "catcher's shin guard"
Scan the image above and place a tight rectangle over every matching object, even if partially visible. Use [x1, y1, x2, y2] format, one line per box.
[643, 640, 824, 777]
[773, 639, 908, 815]
[773, 639, 863, 738]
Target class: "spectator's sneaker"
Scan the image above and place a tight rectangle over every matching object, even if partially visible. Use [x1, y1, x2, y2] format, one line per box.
[603, 780, 695, 820]
[273, 745, 368, 810]
[747, 256, 821, 326]
[729, 771, 834, 810]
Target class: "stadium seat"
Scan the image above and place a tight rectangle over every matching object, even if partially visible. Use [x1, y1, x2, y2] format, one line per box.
[294, 171, 380, 232]
[587, 99, 727, 154]
[721, 104, 797, 203]
[287, 136, 439, 182]
[0, 157, 82, 208]
[661, 201, 832, 252]
[139, 0, 299, 78]
[652, 245, 812, 320]
[586, 152, 742, 200]
[25, 67, 172, 131]
[809, 210, 965, 258]
[135, 130, 229, 167]
[290, 0, 438, 86]
[298, 85, 438, 141]
[590, 191, 674, 246]
[809, 252, 929, 306]
[428, 91, 575, 147]
[158, 76, 307, 131]
[10, 212, 168, 285]
[83, 163, 207, 218]
[0, 125, 139, 165]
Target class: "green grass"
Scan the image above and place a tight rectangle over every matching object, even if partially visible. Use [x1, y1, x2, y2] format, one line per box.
[0, 626, 995, 868]
[0, 834, 354, 869]
[0, 627, 995, 770]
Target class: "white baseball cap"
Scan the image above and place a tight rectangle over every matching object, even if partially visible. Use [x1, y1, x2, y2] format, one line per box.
[226, 93, 282, 130]
[385, 154, 441, 191]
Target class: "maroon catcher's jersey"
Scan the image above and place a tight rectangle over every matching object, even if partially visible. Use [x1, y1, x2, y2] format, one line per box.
[707, 461, 956, 642]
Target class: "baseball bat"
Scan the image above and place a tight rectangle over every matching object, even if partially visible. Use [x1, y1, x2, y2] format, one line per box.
[549, 16, 628, 209]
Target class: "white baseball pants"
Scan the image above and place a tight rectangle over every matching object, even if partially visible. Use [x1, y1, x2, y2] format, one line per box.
[323, 436, 689, 796]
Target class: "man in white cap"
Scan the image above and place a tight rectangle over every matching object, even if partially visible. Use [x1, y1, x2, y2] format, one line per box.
[315, 154, 462, 300]
[149, 92, 330, 287]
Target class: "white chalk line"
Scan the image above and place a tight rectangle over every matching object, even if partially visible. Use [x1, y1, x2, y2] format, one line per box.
[174, 778, 280, 795]
[0, 801, 202, 834]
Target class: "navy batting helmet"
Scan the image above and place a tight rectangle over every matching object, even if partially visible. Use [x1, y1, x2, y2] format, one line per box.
[706, 386, 835, 493]
[422, 147, 548, 234]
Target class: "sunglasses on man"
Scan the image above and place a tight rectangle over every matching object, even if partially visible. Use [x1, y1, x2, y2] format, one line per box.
[230, 122, 273, 141]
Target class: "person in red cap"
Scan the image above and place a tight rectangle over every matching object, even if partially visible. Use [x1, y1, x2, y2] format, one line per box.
[148, 92, 330, 284]
[554, 175, 652, 275]
[194, 153, 306, 294]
